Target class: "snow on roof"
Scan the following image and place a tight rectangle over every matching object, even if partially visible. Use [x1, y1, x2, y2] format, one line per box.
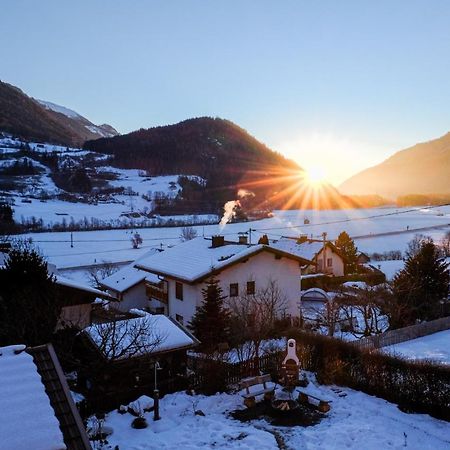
[100, 263, 161, 293]
[271, 238, 325, 262]
[85, 312, 196, 359]
[0, 344, 66, 450]
[135, 237, 311, 283]
[55, 274, 112, 298]
[370, 260, 405, 281]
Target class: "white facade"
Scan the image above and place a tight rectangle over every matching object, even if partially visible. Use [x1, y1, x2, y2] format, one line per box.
[315, 246, 345, 277]
[166, 250, 303, 325]
[106, 242, 307, 325]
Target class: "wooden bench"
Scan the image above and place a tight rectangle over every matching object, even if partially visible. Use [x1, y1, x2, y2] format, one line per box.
[239, 374, 275, 408]
[297, 390, 331, 413]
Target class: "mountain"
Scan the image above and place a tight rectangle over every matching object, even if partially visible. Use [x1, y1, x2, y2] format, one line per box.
[37, 100, 118, 141]
[0, 80, 118, 146]
[85, 117, 361, 211]
[340, 132, 450, 199]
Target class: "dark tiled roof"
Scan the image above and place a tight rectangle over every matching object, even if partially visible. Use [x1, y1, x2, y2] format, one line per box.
[28, 344, 91, 450]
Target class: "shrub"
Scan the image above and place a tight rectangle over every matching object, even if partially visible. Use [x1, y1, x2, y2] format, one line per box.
[288, 330, 450, 420]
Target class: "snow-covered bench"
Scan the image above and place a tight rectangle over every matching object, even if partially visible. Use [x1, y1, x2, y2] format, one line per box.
[239, 374, 274, 408]
[297, 390, 331, 413]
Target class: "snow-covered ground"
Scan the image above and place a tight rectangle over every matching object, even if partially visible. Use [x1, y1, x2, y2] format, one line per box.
[371, 260, 405, 280]
[100, 374, 450, 450]
[20, 205, 450, 269]
[384, 330, 450, 365]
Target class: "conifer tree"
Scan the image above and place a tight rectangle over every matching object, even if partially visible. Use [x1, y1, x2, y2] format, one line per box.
[335, 231, 358, 274]
[392, 240, 449, 326]
[0, 246, 60, 346]
[188, 277, 231, 353]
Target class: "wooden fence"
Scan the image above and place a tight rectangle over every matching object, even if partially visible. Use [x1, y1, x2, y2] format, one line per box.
[188, 352, 285, 389]
[353, 316, 450, 350]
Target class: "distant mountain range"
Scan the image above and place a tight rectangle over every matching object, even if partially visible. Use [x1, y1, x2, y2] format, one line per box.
[84, 117, 362, 210]
[0, 80, 118, 146]
[0, 80, 389, 213]
[340, 132, 450, 199]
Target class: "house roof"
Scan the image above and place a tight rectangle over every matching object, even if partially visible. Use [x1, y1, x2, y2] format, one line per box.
[134, 237, 313, 283]
[271, 237, 344, 263]
[27, 344, 91, 450]
[0, 343, 90, 450]
[85, 311, 198, 360]
[100, 263, 161, 294]
[55, 274, 113, 299]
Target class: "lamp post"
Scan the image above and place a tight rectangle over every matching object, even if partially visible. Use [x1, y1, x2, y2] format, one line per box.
[153, 361, 162, 421]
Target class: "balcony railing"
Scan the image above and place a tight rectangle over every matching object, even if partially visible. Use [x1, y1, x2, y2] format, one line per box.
[146, 282, 168, 303]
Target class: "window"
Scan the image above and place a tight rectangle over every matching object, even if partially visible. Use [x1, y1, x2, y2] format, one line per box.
[327, 258, 333, 268]
[246, 281, 255, 295]
[175, 282, 183, 300]
[229, 283, 239, 297]
[317, 259, 323, 270]
[175, 314, 184, 325]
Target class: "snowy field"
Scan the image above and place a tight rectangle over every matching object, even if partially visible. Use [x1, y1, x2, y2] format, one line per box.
[384, 330, 450, 365]
[101, 374, 450, 450]
[18, 205, 450, 269]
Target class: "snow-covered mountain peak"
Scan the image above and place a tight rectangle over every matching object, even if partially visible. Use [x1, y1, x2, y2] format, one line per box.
[37, 99, 81, 119]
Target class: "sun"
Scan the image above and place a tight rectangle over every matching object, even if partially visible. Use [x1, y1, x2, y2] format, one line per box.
[305, 166, 327, 185]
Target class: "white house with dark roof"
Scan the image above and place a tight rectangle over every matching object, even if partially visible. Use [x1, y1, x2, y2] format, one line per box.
[102, 236, 313, 325]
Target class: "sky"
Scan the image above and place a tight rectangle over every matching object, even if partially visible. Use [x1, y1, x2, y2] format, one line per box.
[2, 0, 450, 185]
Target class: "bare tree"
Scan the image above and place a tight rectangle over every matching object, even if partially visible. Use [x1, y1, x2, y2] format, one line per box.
[87, 314, 167, 362]
[306, 297, 342, 337]
[440, 230, 450, 257]
[180, 226, 198, 242]
[227, 279, 287, 361]
[337, 286, 390, 338]
[87, 261, 119, 289]
[406, 234, 432, 258]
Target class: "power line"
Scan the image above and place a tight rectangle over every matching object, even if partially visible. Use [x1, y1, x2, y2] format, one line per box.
[230, 203, 450, 234]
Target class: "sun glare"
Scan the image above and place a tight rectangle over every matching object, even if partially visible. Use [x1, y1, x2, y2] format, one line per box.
[305, 166, 327, 185]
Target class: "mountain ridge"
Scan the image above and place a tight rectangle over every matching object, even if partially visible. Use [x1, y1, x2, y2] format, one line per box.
[0, 80, 118, 146]
[339, 132, 450, 199]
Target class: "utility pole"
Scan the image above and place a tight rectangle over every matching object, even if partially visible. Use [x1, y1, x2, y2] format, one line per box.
[153, 361, 162, 421]
[322, 232, 327, 273]
[70, 232, 73, 248]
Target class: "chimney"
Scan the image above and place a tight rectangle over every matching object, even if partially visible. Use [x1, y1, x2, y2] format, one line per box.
[238, 233, 248, 245]
[297, 235, 308, 244]
[211, 235, 225, 248]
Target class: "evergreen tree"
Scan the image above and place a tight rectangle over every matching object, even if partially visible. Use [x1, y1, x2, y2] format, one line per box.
[188, 278, 231, 353]
[392, 240, 449, 327]
[335, 231, 358, 274]
[0, 246, 60, 346]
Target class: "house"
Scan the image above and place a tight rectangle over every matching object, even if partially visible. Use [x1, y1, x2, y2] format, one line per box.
[54, 274, 114, 329]
[357, 251, 371, 265]
[270, 236, 345, 277]
[0, 343, 91, 450]
[82, 311, 199, 407]
[0, 250, 112, 329]
[101, 236, 313, 325]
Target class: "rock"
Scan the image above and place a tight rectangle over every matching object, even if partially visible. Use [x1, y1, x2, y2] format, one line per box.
[195, 410, 205, 416]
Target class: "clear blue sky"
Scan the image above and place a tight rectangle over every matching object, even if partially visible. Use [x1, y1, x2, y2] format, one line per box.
[2, 0, 450, 184]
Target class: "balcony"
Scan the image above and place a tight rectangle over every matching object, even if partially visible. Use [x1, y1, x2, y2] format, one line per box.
[145, 281, 168, 304]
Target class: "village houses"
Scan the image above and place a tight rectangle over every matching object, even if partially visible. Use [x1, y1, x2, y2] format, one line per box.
[100, 235, 347, 325]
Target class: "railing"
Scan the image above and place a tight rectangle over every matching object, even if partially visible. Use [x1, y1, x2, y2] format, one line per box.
[352, 316, 450, 350]
[145, 283, 168, 303]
